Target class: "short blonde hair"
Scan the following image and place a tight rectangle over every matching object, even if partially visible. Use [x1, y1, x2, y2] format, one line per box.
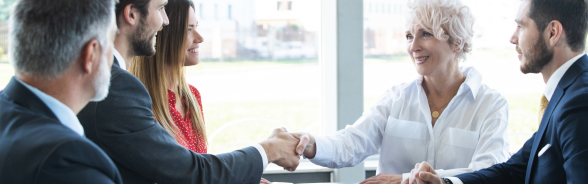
[406, 0, 474, 62]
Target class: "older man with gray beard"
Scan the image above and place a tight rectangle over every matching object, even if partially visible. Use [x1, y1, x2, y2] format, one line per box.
[0, 0, 120, 183]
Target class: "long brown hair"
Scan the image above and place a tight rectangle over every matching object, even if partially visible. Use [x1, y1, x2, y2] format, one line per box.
[130, 0, 206, 146]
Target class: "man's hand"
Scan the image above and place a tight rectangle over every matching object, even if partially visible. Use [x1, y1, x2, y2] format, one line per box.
[360, 173, 403, 184]
[289, 132, 314, 158]
[406, 161, 445, 184]
[259, 128, 303, 171]
[259, 178, 271, 184]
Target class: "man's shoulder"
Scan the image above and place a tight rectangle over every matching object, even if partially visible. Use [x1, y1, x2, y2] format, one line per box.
[78, 64, 156, 137]
[559, 71, 588, 107]
[110, 66, 148, 92]
[91, 66, 151, 107]
[0, 109, 93, 182]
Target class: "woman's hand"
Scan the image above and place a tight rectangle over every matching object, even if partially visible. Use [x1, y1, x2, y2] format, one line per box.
[406, 161, 444, 184]
[289, 132, 314, 158]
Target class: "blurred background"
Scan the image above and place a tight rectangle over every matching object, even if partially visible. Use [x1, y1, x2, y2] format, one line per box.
[0, 0, 542, 156]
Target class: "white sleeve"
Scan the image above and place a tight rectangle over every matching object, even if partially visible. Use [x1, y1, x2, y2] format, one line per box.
[253, 144, 269, 171]
[308, 89, 395, 168]
[446, 177, 464, 184]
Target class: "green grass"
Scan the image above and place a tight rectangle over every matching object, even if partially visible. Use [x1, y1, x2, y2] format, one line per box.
[204, 99, 320, 153]
[504, 93, 541, 153]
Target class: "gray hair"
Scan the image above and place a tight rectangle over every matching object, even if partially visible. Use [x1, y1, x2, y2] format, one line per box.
[407, 0, 474, 62]
[10, 0, 116, 79]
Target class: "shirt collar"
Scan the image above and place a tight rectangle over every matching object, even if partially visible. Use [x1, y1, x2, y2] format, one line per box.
[15, 78, 84, 136]
[112, 48, 126, 71]
[416, 66, 482, 100]
[461, 66, 482, 99]
[543, 54, 584, 101]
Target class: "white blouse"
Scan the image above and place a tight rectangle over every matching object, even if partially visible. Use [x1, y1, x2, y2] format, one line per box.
[309, 66, 510, 179]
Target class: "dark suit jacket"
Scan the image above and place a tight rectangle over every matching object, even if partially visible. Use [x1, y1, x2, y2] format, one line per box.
[78, 58, 264, 184]
[0, 77, 122, 184]
[456, 55, 588, 183]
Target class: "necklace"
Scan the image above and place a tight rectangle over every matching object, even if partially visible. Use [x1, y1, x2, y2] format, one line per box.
[428, 96, 452, 119]
[423, 73, 465, 119]
[430, 101, 450, 118]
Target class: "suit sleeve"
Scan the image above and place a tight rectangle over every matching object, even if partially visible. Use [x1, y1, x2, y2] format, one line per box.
[79, 71, 264, 184]
[36, 139, 122, 184]
[557, 89, 588, 184]
[455, 132, 532, 184]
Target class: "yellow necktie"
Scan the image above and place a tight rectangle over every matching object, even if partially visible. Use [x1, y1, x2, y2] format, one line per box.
[539, 95, 549, 125]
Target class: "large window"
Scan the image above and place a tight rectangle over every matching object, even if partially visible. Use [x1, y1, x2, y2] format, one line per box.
[190, 0, 321, 154]
[363, 0, 540, 153]
[0, 0, 559, 176]
[0, 0, 12, 89]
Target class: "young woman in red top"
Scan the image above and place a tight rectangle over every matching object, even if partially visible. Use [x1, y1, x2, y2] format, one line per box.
[130, 0, 206, 153]
[131, 1, 272, 183]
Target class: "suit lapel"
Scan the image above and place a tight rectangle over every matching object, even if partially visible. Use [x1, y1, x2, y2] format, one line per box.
[524, 55, 588, 183]
[525, 86, 563, 183]
[2, 77, 58, 120]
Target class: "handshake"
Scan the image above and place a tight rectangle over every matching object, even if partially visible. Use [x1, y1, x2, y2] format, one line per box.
[258, 128, 316, 171]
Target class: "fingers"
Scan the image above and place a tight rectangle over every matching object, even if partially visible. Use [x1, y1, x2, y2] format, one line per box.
[260, 177, 271, 184]
[409, 163, 420, 184]
[296, 134, 310, 156]
[270, 127, 287, 138]
[359, 176, 376, 184]
[418, 171, 441, 184]
[401, 177, 409, 184]
[273, 154, 300, 171]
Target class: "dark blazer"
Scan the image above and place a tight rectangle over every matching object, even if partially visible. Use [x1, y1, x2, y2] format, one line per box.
[456, 55, 588, 183]
[78, 58, 264, 184]
[0, 77, 122, 184]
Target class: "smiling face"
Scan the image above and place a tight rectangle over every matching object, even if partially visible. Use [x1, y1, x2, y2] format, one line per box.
[184, 7, 203, 66]
[406, 25, 458, 77]
[131, 0, 169, 56]
[511, 0, 553, 74]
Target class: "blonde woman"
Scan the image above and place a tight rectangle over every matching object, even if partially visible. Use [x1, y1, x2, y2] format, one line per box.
[292, 0, 511, 183]
[130, 0, 207, 153]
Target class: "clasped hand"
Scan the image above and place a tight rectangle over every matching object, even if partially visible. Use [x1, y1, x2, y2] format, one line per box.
[401, 161, 445, 184]
[261, 128, 310, 171]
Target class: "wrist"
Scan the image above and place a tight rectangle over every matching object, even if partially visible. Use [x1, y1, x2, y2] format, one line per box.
[441, 177, 452, 184]
[304, 135, 317, 158]
[260, 140, 278, 163]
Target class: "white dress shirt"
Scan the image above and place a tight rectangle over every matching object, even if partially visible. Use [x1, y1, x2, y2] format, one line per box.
[113, 49, 126, 71]
[446, 54, 584, 184]
[543, 54, 583, 101]
[15, 78, 84, 136]
[309, 66, 510, 181]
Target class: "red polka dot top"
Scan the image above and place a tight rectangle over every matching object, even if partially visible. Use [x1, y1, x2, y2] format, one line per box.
[167, 85, 206, 153]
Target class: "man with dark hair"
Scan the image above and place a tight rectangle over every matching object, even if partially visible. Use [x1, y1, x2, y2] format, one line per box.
[402, 0, 588, 183]
[0, 0, 120, 183]
[78, 0, 306, 183]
